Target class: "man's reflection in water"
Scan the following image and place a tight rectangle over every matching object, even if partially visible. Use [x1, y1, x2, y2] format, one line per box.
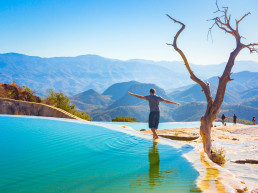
[148, 142, 160, 187]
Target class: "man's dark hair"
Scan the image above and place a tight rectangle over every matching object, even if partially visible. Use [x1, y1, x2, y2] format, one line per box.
[150, 88, 156, 94]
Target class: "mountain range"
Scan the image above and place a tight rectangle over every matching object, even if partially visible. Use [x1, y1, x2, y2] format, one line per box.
[70, 71, 258, 122]
[1, 53, 258, 96]
[1, 53, 257, 122]
[169, 71, 258, 105]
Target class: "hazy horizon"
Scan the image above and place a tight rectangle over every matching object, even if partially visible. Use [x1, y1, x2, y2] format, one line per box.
[1, 52, 258, 66]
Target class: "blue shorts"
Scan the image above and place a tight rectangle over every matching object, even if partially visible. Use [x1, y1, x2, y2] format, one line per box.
[149, 111, 160, 129]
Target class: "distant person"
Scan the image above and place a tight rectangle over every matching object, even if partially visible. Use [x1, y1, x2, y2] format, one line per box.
[253, 117, 256, 125]
[221, 114, 226, 126]
[128, 88, 180, 141]
[233, 114, 237, 126]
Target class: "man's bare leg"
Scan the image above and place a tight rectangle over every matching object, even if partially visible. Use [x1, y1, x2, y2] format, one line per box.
[151, 128, 159, 139]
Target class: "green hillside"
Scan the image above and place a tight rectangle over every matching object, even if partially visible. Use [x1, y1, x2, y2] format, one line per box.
[71, 71, 258, 122]
[169, 71, 258, 105]
[90, 101, 257, 122]
[91, 105, 150, 122]
[91, 104, 174, 122]
[218, 105, 258, 121]
[70, 101, 103, 112]
[170, 102, 206, 121]
[108, 83, 169, 109]
[240, 88, 258, 99]
[102, 81, 139, 101]
[244, 98, 258, 108]
[71, 89, 112, 106]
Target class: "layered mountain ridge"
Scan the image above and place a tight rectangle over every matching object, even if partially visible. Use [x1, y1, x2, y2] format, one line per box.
[71, 71, 258, 122]
[1, 53, 258, 96]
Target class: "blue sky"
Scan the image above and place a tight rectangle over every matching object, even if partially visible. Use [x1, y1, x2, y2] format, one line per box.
[0, 0, 257, 65]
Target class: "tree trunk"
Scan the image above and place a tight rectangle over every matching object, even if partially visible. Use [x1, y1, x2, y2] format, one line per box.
[167, 8, 258, 158]
[200, 116, 212, 157]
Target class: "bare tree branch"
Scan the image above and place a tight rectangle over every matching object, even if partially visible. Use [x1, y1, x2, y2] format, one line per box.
[214, 0, 219, 12]
[166, 14, 185, 48]
[236, 12, 251, 32]
[244, 43, 258, 53]
[166, 14, 214, 106]
[215, 21, 233, 34]
[210, 9, 257, 117]
[207, 22, 216, 42]
[245, 43, 258, 47]
[208, 3, 242, 42]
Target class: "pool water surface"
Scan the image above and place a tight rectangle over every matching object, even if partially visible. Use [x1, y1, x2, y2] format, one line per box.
[104, 121, 223, 130]
[0, 115, 201, 192]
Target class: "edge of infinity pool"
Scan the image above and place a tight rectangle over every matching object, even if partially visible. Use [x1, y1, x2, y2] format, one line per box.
[0, 115, 248, 192]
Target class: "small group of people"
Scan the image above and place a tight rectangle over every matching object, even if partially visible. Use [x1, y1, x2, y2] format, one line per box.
[221, 114, 238, 126]
[221, 114, 256, 126]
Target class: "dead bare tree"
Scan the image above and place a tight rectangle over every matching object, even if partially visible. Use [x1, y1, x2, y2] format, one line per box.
[167, 3, 258, 157]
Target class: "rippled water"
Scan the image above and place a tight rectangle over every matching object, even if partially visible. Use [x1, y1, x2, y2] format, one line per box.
[0, 115, 201, 192]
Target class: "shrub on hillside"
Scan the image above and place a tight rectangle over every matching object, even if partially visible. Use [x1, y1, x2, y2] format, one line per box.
[45, 89, 92, 121]
[112, 116, 139, 122]
[45, 90, 73, 111]
[0, 81, 41, 103]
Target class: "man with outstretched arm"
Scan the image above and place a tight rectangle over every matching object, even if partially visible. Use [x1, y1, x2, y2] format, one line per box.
[128, 88, 180, 141]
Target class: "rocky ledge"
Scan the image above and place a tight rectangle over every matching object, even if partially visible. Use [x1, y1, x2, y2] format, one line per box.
[0, 98, 83, 120]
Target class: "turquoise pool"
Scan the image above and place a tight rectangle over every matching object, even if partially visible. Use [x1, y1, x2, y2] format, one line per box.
[0, 115, 201, 192]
